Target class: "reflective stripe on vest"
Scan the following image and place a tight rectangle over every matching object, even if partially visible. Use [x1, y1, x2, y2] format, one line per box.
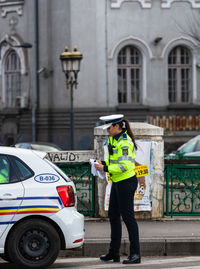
[110, 156, 135, 163]
[119, 164, 126, 172]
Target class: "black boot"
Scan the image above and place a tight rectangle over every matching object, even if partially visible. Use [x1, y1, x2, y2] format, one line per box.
[122, 254, 141, 264]
[100, 253, 120, 262]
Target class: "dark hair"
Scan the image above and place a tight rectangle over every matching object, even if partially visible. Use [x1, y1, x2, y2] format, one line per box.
[116, 119, 137, 150]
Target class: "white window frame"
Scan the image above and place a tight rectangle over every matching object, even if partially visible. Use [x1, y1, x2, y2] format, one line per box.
[109, 36, 153, 106]
[0, 35, 28, 108]
[160, 36, 198, 105]
[168, 46, 192, 104]
[118, 45, 142, 104]
[4, 49, 21, 108]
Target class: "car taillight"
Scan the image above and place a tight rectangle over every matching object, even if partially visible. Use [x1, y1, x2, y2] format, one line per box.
[73, 238, 83, 243]
[57, 186, 75, 207]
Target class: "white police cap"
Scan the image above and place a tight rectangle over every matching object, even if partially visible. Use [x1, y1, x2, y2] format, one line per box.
[99, 114, 124, 129]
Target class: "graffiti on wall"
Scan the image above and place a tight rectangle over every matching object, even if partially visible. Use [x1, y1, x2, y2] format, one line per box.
[46, 150, 96, 163]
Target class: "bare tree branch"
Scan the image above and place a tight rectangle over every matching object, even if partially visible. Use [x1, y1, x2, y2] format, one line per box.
[174, 10, 200, 45]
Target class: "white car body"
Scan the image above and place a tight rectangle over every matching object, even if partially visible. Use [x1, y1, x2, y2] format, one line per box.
[0, 147, 84, 267]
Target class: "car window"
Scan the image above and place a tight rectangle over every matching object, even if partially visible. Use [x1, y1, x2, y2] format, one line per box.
[9, 156, 34, 181]
[194, 141, 200, 152]
[0, 155, 10, 184]
[178, 139, 197, 153]
[15, 143, 32, 149]
[31, 144, 61, 152]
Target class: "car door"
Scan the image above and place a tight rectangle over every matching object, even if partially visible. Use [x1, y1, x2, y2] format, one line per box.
[0, 154, 24, 238]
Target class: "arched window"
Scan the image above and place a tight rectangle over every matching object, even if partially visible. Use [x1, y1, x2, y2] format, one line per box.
[4, 50, 21, 107]
[168, 46, 192, 104]
[117, 46, 142, 104]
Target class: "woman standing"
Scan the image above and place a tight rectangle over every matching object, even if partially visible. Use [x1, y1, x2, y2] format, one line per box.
[94, 114, 140, 264]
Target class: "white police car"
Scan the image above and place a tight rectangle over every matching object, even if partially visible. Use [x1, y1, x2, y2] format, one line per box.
[0, 147, 84, 268]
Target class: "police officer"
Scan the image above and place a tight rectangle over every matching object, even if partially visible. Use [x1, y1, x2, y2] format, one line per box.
[95, 114, 140, 264]
[0, 168, 8, 183]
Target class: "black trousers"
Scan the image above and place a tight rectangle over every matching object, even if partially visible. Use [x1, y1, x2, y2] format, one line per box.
[108, 175, 140, 256]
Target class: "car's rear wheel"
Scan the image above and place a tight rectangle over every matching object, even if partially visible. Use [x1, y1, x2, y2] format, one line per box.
[7, 219, 60, 268]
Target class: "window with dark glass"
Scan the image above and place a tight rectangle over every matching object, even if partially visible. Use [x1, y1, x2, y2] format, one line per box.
[118, 46, 142, 104]
[168, 46, 192, 104]
[5, 50, 21, 107]
[0, 154, 34, 184]
[9, 156, 34, 180]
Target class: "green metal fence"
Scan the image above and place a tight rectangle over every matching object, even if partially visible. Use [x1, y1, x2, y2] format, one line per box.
[57, 162, 95, 216]
[165, 158, 200, 216]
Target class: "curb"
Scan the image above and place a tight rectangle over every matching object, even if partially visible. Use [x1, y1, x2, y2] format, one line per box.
[84, 217, 200, 222]
[59, 238, 200, 258]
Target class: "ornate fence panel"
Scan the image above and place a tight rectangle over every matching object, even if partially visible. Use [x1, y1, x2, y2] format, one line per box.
[46, 151, 96, 216]
[57, 162, 95, 216]
[165, 159, 200, 216]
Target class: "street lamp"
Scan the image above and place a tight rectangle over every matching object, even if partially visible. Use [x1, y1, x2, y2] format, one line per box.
[60, 46, 83, 150]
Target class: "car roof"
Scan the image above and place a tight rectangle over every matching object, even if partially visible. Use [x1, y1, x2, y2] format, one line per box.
[0, 146, 47, 159]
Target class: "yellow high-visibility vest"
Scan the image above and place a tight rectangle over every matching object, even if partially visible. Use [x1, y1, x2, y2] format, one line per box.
[105, 131, 136, 183]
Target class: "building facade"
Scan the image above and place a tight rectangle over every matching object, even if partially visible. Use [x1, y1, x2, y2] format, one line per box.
[0, 0, 199, 151]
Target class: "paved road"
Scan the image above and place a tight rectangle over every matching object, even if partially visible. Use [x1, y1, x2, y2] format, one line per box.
[1, 256, 200, 269]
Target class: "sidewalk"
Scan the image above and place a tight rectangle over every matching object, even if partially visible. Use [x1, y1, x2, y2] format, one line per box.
[60, 217, 200, 258]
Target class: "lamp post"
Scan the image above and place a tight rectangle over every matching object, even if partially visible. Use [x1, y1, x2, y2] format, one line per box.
[60, 46, 83, 150]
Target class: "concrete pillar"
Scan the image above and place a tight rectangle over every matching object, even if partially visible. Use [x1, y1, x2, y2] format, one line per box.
[94, 122, 164, 219]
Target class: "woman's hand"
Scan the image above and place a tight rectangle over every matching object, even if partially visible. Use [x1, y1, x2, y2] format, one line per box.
[94, 163, 104, 171]
[89, 159, 101, 165]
